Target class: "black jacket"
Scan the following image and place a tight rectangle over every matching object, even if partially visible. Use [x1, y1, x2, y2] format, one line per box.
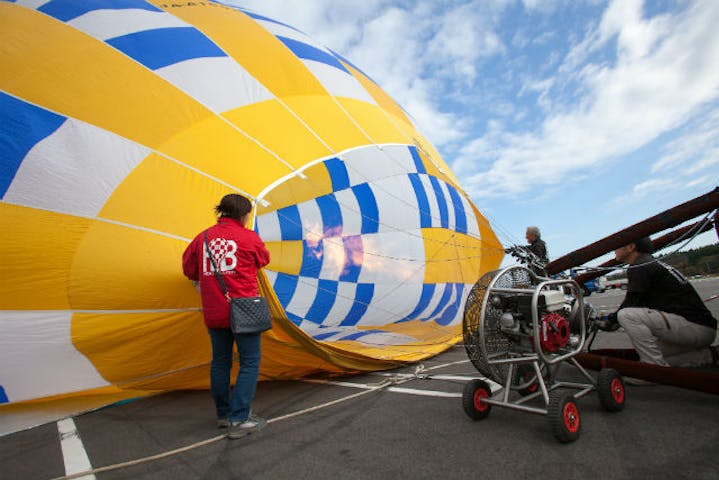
[619, 254, 717, 329]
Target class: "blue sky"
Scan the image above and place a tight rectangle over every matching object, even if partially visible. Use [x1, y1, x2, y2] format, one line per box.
[234, 0, 719, 266]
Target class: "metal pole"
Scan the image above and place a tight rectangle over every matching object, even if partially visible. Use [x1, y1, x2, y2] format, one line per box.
[570, 219, 715, 285]
[545, 187, 719, 275]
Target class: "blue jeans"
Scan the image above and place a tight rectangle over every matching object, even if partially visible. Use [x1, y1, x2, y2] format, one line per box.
[207, 328, 261, 422]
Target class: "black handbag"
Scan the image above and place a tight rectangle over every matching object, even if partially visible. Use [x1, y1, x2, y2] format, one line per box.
[204, 232, 272, 334]
[229, 296, 272, 334]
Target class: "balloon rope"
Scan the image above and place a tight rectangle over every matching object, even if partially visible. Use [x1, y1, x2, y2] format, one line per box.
[47, 363, 451, 480]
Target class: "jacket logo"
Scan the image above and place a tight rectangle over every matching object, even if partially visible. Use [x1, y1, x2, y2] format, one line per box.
[205, 237, 238, 273]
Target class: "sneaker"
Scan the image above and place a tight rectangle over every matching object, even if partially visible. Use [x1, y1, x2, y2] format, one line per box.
[227, 415, 267, 439]
[217, 418, 230, 429]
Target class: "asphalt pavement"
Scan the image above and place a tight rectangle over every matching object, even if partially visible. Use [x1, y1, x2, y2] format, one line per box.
[1, 279, 718, 480]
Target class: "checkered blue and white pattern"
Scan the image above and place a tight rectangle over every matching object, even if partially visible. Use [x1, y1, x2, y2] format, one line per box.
[23, 0, 272, 113]
[257, 144, 480, 344]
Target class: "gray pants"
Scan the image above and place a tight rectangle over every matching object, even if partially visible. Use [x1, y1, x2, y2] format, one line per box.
[617, 308, 716, 367]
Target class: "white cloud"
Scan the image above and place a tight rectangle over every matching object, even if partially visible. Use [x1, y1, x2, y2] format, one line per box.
[610, 173, 715, 208]
[685, 175, 714, 189]
[627, 177, 677, 198]
[459, 0, 719, 199]
[652, 107, 719, 175]
[425, 3, 505, 80]
[236, 0, 385, 52]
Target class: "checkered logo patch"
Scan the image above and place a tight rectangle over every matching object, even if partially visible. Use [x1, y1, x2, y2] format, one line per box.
[206, 237, 238, 272]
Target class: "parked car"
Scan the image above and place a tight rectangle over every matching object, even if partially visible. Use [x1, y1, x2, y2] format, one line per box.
[599, 273, 628, 290]
[568, 269, 605, 296]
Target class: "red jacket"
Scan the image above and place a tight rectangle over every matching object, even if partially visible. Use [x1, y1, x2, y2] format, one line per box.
[182, 217, 270, 328]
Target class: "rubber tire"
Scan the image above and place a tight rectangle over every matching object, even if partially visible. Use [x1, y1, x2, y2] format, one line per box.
[548, 390, 581, 443]
[597, 368, 626, 412]
[514, 364, 540, 397]
[462, 379, 492, 421]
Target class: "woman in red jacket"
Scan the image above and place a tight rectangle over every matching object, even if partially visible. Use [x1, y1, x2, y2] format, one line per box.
[182, 194, 270, 439]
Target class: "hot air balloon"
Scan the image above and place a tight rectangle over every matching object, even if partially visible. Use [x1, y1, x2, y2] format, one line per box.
[0, 0, 503, 407]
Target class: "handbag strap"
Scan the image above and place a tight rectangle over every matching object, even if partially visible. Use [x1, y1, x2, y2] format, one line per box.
[204, 231, 231, 302]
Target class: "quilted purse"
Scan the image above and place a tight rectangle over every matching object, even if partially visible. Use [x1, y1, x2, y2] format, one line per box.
[204, 232, 272, 334]
[228, 296, 272, 334]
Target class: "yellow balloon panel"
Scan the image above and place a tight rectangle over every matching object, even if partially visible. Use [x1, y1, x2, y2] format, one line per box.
[335, 98, 410, 145]
[341, 61, 414, 128]
[98, 153, 219, 238]
[264, 241, 304, 276]
[0, 204, 90, 310]
[159, 113, 297, 191]
[223, 99, 335, 168]
[69, 222, 196, 310]
[471, 203, 505, 266]
[72, 311, 211, 389]
[422, 229, 485, 284]
[282, 96, 380, 153]
[257, 161, 334, 213]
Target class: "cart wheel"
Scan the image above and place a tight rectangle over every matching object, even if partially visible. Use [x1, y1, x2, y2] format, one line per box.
[462, 379, 492, 421]
[514, 364, 540, 396]
[597, 368, 625, 412]
[548, 390, 581, 443]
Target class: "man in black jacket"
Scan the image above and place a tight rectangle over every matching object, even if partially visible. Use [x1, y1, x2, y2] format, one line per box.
[524, 226, 549, 276]
[525, 226, 548, 264]
[607, 237, 717, 367]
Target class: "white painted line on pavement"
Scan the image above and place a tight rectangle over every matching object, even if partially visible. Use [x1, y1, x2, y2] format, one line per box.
[372, 372, 485, 382]
[57, 418, 95, 480]
[302, 379, 376, 390]
[301, 359, 505, 399]
[386, 387, 461, 398]
[423, 359, 472, 371]
[302, 379, 462, 398]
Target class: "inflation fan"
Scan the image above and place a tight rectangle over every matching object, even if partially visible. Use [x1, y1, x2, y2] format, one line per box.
[461, 264, 626, 442]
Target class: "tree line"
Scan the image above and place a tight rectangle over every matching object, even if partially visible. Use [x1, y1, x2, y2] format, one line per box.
[660, 242, 719, 277]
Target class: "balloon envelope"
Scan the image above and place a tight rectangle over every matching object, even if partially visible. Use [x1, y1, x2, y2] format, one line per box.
[0, 0, 503, 405]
